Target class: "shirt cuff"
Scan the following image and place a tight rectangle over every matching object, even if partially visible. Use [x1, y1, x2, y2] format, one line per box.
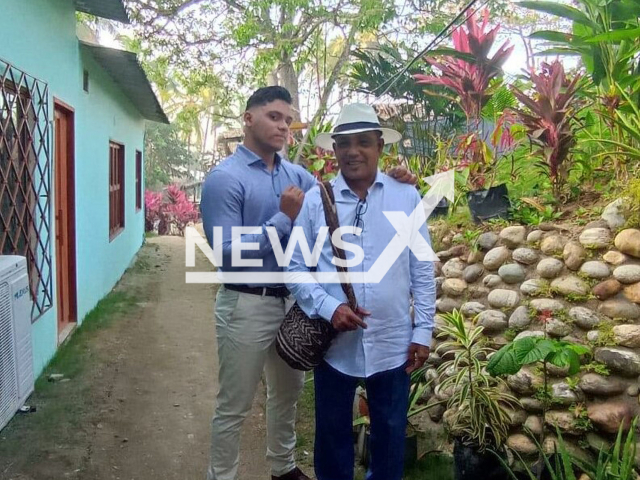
[267, 212, 292, 238]
[411, 328, 433, 348]
[318, 295, 344, 322]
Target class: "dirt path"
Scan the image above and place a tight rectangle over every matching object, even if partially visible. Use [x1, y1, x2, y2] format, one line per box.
[0, 235, 270, 480]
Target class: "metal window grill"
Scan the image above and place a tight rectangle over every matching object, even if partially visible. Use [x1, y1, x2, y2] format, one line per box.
[0, 57, 53, 321]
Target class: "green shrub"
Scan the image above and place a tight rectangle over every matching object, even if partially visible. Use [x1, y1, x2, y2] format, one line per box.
[622, 179, 640, 228]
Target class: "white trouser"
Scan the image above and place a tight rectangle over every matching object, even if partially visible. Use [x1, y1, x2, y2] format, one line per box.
[207, 286, 305, 480]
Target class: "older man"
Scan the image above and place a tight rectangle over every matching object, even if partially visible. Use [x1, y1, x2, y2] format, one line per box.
[285, 103, 436, 480]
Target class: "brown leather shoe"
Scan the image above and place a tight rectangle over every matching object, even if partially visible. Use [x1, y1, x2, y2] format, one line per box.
[271, 467, 311, 480]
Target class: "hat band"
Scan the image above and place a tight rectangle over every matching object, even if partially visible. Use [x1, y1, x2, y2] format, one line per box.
[333, 121, 381, 134]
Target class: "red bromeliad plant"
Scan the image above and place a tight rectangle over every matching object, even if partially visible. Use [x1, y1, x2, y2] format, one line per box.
[164, 184, 199, 234]
[145, 190, 165, 233]
[144, 185, 199, 235]
[511, 61, 582, 197]
[415, 9, 514, 121]
[414, 9, 514, 190]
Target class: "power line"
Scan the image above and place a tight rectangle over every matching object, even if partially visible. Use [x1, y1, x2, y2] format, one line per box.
[372, 0, 489, 99]
[373, 0, 483, 97]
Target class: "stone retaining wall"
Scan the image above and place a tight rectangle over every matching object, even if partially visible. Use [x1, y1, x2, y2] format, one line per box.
[427, 219, 640, 457]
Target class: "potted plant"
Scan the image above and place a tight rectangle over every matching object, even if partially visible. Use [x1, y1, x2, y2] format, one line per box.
[414, 9, 516, 223]
[435, 309, 519, 480]
[353, 364, 431, 468]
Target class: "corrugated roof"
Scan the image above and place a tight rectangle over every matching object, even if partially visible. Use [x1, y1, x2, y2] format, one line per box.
[74, 0, 130, 23]
[80, 41, 169, 124]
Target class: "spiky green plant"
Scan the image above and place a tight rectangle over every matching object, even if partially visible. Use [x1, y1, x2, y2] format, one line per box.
[436, 309, 519, 451]
[520, 0, 640, 180]
[496, 420, 639, 480]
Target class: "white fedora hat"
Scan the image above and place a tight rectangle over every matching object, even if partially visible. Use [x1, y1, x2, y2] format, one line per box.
[315, 103, 402, 151]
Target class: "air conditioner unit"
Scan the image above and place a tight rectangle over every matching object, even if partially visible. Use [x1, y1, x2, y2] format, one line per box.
[0, 256, 34, 432]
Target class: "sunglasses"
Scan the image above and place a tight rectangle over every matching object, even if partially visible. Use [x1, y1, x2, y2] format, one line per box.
[353, 199, 368, 230]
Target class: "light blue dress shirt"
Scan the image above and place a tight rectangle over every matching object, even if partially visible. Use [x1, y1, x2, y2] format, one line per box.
[200, 145, 317, 286]
[285, 171, 436, 378]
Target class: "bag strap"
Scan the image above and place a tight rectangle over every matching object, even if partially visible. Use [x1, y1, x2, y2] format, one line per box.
[318, 181, 358, 311]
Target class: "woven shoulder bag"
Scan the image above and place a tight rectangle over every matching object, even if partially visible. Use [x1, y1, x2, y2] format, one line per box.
[275, 181, 358, 371]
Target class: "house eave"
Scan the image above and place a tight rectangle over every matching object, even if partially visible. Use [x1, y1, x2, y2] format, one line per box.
[74, 0, 130, 24]
[80, 41, 169, 124]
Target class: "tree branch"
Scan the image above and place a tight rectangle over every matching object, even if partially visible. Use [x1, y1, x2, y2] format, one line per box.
[293, 17, 326, 47]
[293, 20, 359, 164]
[128, 0, 208, 18]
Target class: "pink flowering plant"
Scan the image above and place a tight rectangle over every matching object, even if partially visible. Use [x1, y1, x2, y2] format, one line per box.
[144, 190, 165, 233]
[144, 184, 199, 236]
[414, 9, 515, 190]
[511, 61, 582, 196]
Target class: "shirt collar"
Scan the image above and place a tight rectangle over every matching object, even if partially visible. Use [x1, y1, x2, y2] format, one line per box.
[236, 144, 283, 167]
[333, 170, 385, 198]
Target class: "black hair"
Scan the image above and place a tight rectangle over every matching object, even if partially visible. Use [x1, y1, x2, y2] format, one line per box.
[245, 86, 292, 111]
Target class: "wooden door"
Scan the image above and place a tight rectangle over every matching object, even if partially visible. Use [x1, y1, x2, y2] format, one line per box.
[54, 101, 77, 341]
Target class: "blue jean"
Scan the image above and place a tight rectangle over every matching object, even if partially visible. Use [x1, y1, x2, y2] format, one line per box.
[314, 361, 410, 480]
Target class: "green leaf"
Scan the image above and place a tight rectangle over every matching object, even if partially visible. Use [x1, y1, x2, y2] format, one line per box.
[511, 337, 535, 360]
[612, 0, 640, 22]
[573, 21, 593, 39]
[529, 30, 577, 44]
[487, 345, 521, 376]
[547, 348, 581, 374]
[518, 1, 600, 29]
[566, 343, 591, 356]
[312, 159, 325, 171]
[591, 45, 607, 85]
[534, 48, 583, 57]
[556, 431, 579, 480]
[421, 47, 477, 64]
[521, 338, 555, 364]
[585, 28, 640, 43]
[565, 350, 581, 375]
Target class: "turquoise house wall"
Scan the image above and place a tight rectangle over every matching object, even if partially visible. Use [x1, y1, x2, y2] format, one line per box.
[1, 0, 146, 376]
[74, 51, 146, 320]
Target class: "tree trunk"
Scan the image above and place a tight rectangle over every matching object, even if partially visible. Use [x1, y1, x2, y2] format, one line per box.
[212, 124, 218, 167]
[202, 107, 212, 157]
[267, 70, 279, 86]
[279, 57, 301, 121]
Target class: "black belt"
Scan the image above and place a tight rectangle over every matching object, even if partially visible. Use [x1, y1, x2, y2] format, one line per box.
[223, 284, 290, 298]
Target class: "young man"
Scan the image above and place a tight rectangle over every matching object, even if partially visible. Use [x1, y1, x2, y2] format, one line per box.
[285, 103, 437, 480]
[200, 89, 416, 480]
